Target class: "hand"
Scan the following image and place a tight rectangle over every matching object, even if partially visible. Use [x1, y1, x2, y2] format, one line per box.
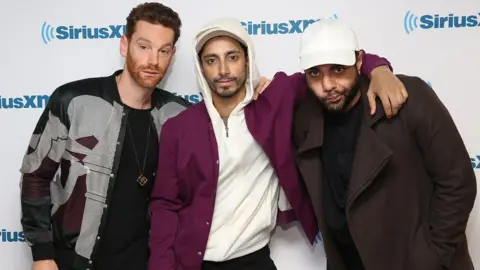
[32, 260, 58, 270]
[253, 76, 271, 100]
[367, 66, 408, 118]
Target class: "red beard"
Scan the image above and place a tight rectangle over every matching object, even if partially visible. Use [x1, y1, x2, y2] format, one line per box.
[126, 50, 166, 88]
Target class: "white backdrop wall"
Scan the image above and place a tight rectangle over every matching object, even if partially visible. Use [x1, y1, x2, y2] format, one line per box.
[0, 0, 479, 269]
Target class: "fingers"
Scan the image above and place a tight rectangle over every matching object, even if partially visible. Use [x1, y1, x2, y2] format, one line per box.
[389, 85, 407, 117]
[253, 83, 263, 100]
[367, 91, 377, 116]
[400, 87, 408, 101]
[254, 84, 265, 100]
[378, 93, 393, 118]
[390, 100, 399, 117]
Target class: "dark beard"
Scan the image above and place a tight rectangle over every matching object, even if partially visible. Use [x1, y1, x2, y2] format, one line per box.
[208, 76, 246, 99]
[319, 74, 361, 114]
[340, 77, 361, 111]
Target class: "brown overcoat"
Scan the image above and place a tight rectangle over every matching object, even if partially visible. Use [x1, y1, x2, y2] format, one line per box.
[293, 75, 477, 270]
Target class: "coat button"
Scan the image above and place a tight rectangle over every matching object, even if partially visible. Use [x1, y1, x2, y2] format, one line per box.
[197, 251, 202, 256]
[206, 221, 210, 225]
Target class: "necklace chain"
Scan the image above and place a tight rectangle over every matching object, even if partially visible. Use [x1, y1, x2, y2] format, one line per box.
[126, 114, 151, 182]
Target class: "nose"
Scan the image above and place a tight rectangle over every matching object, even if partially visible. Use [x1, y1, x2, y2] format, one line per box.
[321, 75, 336, 92]
[147, 51, 158, 66]
[218, 61, 230, 76]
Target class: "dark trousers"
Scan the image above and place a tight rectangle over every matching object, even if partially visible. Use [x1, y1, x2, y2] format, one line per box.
[201, 245, 276, 270]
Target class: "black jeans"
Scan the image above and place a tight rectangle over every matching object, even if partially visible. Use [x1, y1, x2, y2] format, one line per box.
[201, 245, 276, 270]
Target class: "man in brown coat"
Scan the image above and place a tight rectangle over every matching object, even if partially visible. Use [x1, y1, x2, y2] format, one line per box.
[292, 19, 477, 270]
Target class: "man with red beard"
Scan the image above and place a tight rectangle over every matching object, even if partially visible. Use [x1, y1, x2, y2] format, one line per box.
[19, 3, 190, 270]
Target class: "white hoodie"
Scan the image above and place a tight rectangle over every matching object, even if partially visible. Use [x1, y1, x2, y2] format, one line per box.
[193, 18, 290, 261]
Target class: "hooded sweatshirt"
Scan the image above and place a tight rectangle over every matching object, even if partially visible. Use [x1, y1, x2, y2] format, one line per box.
[193, 18, 292, 262]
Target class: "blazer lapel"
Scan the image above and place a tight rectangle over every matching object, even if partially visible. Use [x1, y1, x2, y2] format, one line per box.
[295, 98, 325, 225]
[346, 92, 393, 210]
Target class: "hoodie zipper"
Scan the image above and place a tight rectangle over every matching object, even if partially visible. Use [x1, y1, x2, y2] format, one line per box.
[222, 118, 229, 137]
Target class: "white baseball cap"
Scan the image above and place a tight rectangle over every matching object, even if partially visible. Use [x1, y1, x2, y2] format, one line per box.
[299, 18, 359, 70]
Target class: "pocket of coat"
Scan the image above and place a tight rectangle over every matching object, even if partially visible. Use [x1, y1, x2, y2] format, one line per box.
[408, 228, 443, 270]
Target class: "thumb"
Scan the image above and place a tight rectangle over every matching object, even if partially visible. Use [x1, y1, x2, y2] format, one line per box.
[367, 92, 376, 116]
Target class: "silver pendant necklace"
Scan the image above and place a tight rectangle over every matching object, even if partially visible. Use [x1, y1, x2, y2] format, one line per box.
[127, 114, 151, 187]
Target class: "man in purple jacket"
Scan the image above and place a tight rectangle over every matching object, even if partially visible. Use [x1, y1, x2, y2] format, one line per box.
[148, 18, 406, 270]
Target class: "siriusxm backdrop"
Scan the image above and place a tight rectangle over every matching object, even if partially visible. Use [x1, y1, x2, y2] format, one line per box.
[1, 0, 479, 269]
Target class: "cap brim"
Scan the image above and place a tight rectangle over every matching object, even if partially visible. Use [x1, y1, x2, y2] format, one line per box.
[299, 50, 356, 70]
[195, 30, 245, 53]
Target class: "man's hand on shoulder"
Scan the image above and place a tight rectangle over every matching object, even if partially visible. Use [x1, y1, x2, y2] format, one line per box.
[253, 76, 271, 100]
[367, 66, 408, 118]
[32, 260, 58, 270]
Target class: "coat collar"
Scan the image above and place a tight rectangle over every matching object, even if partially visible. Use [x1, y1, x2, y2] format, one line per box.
[295, 76, 393, 209]
[296, 76, 386, 155]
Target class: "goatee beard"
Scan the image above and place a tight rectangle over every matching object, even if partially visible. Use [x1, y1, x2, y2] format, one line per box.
[341, 78, 361, 111]
[320, 75, 361, 114]
[126, 51, 165, 88]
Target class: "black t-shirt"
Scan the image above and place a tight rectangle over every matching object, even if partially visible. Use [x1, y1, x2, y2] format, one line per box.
[95, 106, 158, 270]
[321, 98, 365, 270]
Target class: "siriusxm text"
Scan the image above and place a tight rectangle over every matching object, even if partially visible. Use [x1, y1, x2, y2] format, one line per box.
[241, 19, 320, 35]
[0, 95, 50, 109]
[0, 229, 25, 243]
[420, 13, 480, 29]
[173, 93, 203, 104]
[56, 25, 126, 40]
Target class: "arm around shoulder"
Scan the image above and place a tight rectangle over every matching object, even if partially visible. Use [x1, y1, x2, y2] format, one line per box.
[261, 71, 308, 105]
[360, 50, 393, 78]
[403, 75, 476, 267]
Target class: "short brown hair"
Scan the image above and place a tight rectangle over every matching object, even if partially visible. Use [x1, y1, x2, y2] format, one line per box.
[126, 2, 182, 44]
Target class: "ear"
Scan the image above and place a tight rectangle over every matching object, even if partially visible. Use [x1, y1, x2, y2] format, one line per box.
[355, 50, 364, 75]
[120, 35, 129, 57]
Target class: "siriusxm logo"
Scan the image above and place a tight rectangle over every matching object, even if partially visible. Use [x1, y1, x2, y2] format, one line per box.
[472, 155, 480, 169]
[241, 15, 338, 35]
[173, 93, 203, 104]
[0, 95, 50, 109]
[404, 11, 480, 34]
[0, 229, 25, 243]
[41, 22, 126, 44]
